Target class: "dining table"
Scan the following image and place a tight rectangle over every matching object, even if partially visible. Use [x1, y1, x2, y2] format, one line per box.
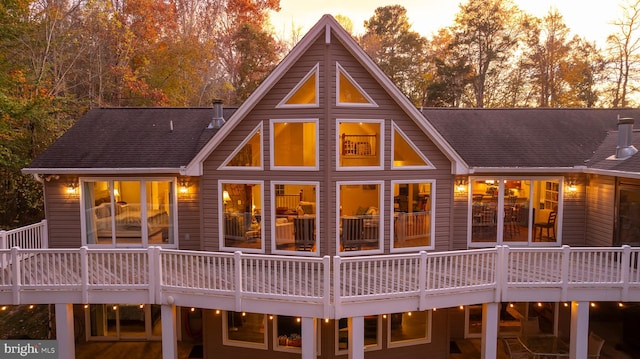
[517, 335, 570, 358]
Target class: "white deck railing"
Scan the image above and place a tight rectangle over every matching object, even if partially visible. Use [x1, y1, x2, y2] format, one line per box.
[0, 220, 48, 249]
[0, 220, 639, 318]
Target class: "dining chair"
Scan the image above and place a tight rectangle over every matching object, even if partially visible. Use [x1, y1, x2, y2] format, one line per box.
[293, 217, 315, 251]
[534, 211, 557, 241]
[502, 338, 533, 359]
[588, 331, 605, 359]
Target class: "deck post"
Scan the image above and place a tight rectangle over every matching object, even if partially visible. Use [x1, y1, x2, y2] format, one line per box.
[569, 301, 589, 359]
[480, 302, 498, 359]
[161, 303, 178, 359]
[55, 303, 75, 359]
[301, 317, 315, 359]
[348, 316, 364, 359]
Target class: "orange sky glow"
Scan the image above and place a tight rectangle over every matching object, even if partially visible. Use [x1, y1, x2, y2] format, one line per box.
[269, 0, 621, 47]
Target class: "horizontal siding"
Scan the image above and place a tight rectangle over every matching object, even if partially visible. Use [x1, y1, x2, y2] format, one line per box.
[44, 178, 82, 248]
[585, 175, 615, 246]
[177, 177, 201, 251]
[199, 31, 455, 256]
[560, 189, 587, 246]
[202, 308, 450, 359]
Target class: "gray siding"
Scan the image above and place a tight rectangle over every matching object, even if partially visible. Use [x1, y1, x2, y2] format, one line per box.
[44, 176, 82, 248]
[585, 175, 615, 246]
[200, 31, 454, 256]
[201, 309, 450, 359]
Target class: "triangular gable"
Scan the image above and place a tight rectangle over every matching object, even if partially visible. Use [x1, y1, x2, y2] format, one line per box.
[184, 15, 467, 176]
[336, 63, 377, 107]
[277, 64, 319, 108]
[392, 122, 434, 169]
[219, 123, 263, 170]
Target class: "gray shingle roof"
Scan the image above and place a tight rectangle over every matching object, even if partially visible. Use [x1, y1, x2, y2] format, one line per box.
[26, 107, 236, 171]
[422, 108, 640, 170]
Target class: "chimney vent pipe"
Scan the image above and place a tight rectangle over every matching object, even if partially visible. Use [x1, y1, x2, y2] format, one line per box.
[613, 117, 638, 160]
[208, 99, 225, 129]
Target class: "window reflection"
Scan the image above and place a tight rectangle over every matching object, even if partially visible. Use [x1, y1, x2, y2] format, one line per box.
[221, 182, 262, 250]
[339, 183, 381, 252]
[224, 312, 266, 346]
[393, 182, 432, 249]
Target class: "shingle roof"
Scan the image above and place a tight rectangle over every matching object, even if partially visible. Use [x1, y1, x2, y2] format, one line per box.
[422, 108, 640, 170]
[25, 107, 237, 172]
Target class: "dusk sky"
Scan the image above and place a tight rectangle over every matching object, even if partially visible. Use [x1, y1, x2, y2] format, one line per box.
[269, 0, 622, 47]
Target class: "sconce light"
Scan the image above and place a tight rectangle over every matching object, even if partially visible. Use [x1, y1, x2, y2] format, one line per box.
[223, 190, 231, 204]
[565, 179, 578, 197]
[66, 180, 79, 198]
[179, 178, 191, 194]
[454, 177, 468, 195]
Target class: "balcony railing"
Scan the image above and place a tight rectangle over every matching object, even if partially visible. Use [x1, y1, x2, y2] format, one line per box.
[0, 220, 48, 249]
[0, 222, 639, 318]
[0, 245, 639, 318]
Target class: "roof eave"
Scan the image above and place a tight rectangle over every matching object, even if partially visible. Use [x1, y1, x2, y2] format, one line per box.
[22, 167, 184, 175]
[467, 166, 588, 174]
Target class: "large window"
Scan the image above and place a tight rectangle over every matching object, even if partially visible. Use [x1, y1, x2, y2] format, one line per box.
[270, 120, 318, 169]
[392, 181, 434, 251]
[87, 304, 161, 340]
[272, 182, 319, 255]
[223, 311, 267, 349]
[469, 177, 562, 246]
[220, 181, 263, 252]
[388, 311, 431, 348]
[616, 182, 640, 246]
[337, 120, 383, 169]
[82, 179, 174, 247]
[336, 316, 381, 354]
[338, 182, 382, 253]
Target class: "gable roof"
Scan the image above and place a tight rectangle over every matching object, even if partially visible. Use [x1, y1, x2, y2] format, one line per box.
[423, 108, 640, 175]
[23, 107, 237, 174]
[183, 14, 467, 175]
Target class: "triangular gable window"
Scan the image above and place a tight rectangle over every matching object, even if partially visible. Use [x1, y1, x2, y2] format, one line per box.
[336, 63, 377, 107]
[392, 122, 433, 169]
[219, 123, 263, 170]
[277, 64, 319, 108]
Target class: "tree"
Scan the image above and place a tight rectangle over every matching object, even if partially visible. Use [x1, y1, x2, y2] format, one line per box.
[521, 9, 571, 107]
[360, 5, 428, 105]
[449, 0, 524, 107]
[605, 0, 640, 107]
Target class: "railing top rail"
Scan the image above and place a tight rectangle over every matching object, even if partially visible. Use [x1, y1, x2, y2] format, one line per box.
[3, 222, 45, 235]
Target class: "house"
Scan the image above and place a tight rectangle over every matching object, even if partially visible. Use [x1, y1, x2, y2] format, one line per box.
[11, 14, 640, 359]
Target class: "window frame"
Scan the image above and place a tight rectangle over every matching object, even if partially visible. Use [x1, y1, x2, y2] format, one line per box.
[387, 311, 432, 348]
[79, 177, 178, 248]
[276, 63, 319, 108]
[334, 316, 382, 355]
[219, 122, 263, 171]
[336, 180, 384, 256]
[222, 311, 268, 350]
[269, 119, 319, 171]
[390, 180, 436, 253]
[336, 119, 385, 171]
[467, 176, 564, 248]
[335, 62, 378, 108]
[219, 180, 265, 254]
[270, 181, 320, 256]
[391, 121, 434, 170]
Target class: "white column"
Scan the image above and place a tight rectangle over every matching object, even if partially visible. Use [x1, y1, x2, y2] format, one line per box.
[161, 304, 178, 359]
[301, 317, 315, 359]
[481, 303, 499, 359]
[55, 303, 75, 359]
[570, 301, 589, 359]
[348, 316, 364, 359]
